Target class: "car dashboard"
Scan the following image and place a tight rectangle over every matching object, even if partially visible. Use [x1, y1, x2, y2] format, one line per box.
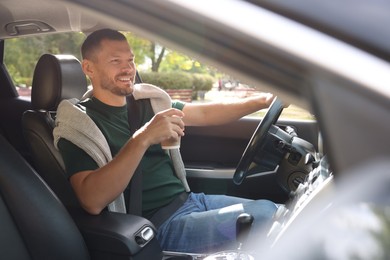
[268, 156, 333, 243]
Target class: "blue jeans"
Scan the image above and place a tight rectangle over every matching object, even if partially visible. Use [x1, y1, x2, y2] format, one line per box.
[156, 192, 277, 253]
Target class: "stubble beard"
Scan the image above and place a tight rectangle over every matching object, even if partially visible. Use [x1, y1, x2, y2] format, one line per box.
[101, 73, 134, 97]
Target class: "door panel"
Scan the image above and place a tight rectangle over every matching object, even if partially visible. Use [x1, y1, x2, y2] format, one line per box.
[181, 117, 318, 203]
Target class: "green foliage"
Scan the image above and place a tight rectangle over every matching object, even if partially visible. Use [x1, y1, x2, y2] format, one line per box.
[139, 72, 215, 92]
[159, 50, 212, 74]
[4, 31, 217, 88]
[140, 72, 193, 90]
[4, 32, 85, 86]
[192, 73, 214, 91]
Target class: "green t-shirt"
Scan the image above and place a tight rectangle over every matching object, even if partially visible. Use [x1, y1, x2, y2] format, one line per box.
[58, 96, 186, 218]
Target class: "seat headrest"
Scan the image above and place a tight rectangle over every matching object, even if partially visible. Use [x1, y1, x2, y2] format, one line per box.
[31, 54, 88, 110]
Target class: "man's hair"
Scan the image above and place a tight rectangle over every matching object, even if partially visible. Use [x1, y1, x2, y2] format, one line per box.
[81, 28, 127, 60]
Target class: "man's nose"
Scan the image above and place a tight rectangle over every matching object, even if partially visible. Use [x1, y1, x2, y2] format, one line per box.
[122, 62, 135, 72]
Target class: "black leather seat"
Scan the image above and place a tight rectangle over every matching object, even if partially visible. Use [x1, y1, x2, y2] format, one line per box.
[22, 54, 88, 208]
[0, 134, 90, 260]
[0, 132, 163, 259]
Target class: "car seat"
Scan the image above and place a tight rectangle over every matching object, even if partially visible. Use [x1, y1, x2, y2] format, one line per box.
[0, 131, 165, 259]
[22, 54, 87, 208]
[0, 133, 90, 260]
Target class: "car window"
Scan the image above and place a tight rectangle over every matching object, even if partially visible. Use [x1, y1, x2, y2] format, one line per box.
[4, 32, 85, 99]
[200, 80, 314, 120]
[4, 32, 313, 120]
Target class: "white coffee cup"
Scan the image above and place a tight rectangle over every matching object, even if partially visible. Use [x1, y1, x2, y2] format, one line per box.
[161, 136, 181, 149]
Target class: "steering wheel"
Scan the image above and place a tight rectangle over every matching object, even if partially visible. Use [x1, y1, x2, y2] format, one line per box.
[233, 97, 284, 185]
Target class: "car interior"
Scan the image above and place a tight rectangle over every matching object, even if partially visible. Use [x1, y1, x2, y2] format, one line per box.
[1, 0, 389, 259]
[1, 52, 166, 259]
[0, 50, 326, 260]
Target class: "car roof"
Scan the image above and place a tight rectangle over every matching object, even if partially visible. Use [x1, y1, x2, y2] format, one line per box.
[250, 0, 390, 62]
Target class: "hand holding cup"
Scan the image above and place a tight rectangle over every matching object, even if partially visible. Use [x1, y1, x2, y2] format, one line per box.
[161, 115, 183, 149]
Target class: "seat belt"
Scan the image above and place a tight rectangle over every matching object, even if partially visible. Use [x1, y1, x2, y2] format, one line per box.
[125, 94, 150, 216]
[125, 72, 190, 215]
[124, 72, 145, 216]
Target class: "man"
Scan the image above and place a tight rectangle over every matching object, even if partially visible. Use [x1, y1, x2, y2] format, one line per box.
[55, 28, 277, 253]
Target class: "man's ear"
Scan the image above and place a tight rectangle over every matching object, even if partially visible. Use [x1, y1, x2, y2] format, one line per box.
[82, 59, 94, 79]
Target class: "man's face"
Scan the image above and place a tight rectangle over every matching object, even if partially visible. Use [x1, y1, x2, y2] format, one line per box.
[91, 39, 136, 96]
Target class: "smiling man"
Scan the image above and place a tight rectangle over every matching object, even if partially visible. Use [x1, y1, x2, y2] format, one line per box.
[54, 28, 277, 253]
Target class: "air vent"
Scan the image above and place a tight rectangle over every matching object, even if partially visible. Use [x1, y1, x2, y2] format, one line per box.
[5, 21, 54, 36]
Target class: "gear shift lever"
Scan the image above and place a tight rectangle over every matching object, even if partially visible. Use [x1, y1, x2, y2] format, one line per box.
[236, 213, 254, 250]
[203, 213, 255, 260]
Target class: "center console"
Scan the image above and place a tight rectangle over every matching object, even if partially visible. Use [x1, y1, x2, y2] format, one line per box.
[69, 208, 163, 260]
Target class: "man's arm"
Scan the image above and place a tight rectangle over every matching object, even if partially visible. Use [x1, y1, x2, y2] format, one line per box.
[69, 108, 185, 215]
[182, 93, 274, 126]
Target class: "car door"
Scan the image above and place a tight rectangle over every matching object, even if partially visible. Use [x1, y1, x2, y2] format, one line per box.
[181, 115, 319, 204]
